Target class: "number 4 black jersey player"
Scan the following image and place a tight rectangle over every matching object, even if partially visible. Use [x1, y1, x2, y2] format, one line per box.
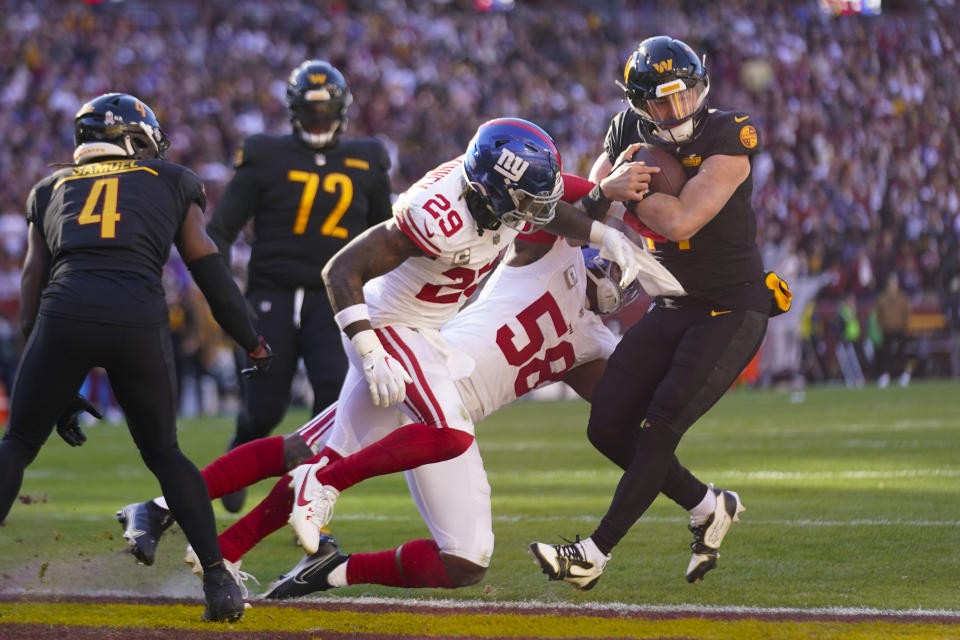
[531, 36, 785, 590]
[0, 93, 273, 622]
[206, 60, 392, 514]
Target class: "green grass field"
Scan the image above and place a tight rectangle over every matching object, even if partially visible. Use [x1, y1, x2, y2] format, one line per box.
[2, 380, 958, 613]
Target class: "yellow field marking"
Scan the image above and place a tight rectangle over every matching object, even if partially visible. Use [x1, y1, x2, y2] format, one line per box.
[0, 601, 957, 639]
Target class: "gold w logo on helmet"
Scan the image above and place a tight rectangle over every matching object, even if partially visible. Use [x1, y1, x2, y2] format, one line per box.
[652, 59, 673, 73]
[308, 73, 327, 84]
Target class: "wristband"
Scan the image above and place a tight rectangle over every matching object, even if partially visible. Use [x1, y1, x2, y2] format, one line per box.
[334, 303, 370, 331]
[350, 329, 383, 358]
[589, 220, 610, 246]
[582, 183, 612, 220]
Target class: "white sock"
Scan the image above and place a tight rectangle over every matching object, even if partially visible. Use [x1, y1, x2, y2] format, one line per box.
[580, 536, 610, 562]
[152, 496, 168, 511]
[689, 488, 717, 525]
[326, 559, 348, 587]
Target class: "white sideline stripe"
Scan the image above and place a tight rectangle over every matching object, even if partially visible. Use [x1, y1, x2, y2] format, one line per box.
[6, 590, 957, 620]
[21, 513, 960, 528]
[488, 468, 960, 480]
[263, 594, 960, 619]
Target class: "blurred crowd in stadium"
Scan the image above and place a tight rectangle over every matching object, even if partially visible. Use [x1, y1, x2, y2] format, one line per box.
[0, 0, 958, 418]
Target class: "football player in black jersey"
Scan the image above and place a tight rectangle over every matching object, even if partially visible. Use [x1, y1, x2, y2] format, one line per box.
[207, 60, 392, 514]
[0, 93, 273, 622]
[531, 36, 773, 590]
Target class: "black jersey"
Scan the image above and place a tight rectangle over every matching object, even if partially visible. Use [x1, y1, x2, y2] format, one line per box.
[207, 134, 392, 290]
[26, 158, 205, 327]
[604, 108, 768, 312]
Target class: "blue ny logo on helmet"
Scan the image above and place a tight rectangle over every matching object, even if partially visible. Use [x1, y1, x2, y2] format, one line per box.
[462, 118, 563, 231]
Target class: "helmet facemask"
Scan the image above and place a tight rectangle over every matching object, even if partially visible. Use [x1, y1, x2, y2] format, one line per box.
[466, 171, 563, 232]
[629, 76, 710, 144]
[583, 248, 641, 315]
[291, 93, 351, 148]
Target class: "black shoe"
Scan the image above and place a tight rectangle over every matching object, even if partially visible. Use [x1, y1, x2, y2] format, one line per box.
[220, 435, 247, 513]
[116, 501, 175, 566]
[263, 534, 349, 600]
[220, 487, 247, 514]
[202, 564, 245, 622]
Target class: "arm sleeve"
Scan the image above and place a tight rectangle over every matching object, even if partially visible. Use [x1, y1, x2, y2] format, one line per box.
[186, 253, 260, 353]
[206, 139, 261, 260]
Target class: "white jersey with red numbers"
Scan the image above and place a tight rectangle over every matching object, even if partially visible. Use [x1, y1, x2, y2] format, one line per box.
[364, 157, 519, 331]
[446, 237, 619, 423]
[296, 237, 619, 567]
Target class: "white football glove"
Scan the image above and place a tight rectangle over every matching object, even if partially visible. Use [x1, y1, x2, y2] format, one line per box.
[351, 330, 413, 407]
[590, 221, 641, 288]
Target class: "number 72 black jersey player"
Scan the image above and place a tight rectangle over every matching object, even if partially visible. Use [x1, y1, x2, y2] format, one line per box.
[206, 60, 393, 513]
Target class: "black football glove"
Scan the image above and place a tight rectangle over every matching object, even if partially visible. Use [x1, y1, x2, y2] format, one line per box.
[241, 336, 274, 377]
[56, 394, 103, 447]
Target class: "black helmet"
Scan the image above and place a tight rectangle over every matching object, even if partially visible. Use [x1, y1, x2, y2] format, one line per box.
[286, 60, 352, 149]
[620, 36, 710, 144]
[73, 93, 170, 163]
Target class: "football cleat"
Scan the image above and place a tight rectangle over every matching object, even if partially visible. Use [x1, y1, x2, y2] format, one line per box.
[529, 535, 609, 591]
[220, 487, 247, 514]
[201, 563, 245, 623]
[288, 462, 339, 554]
[686, 487, 745, 584]
[184, 545, 259, 600]
[263, 534, 349, 600]
[116, 501, 175, 566]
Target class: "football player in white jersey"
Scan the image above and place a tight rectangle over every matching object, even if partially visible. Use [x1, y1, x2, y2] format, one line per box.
[284, 118, 646, 556]
[260, 211, 643, 597]
[114, 171, 657, 596]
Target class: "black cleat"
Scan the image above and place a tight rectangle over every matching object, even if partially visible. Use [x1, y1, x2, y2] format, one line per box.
[116, 501, 175, 566]
[220, 487, 247, 514]
[263, 534, 349, 600]
[686, 487, 745, 584]
[202, 563, 245, 622]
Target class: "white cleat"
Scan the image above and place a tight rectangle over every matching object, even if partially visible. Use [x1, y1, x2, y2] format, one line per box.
[686, 486, 745, 583]
[288, 461, 340, 554]
[529, 535, 609, 591]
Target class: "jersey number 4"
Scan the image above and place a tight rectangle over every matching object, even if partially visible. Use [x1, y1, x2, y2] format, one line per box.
[77, 178, 122, 238]
[496, 292, 575, 397]
[288, 170, 353, 238]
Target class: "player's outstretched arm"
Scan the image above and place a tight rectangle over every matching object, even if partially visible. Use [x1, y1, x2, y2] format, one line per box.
[544, 202, 641, 289]
[176, 203, 269, 361]
[322, 220, 423, 407]
[19, 223, 51, 340]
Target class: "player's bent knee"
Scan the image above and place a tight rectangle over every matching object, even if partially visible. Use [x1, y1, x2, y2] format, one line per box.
[439, 552, 487, 587]
[282, 434, 314, 471]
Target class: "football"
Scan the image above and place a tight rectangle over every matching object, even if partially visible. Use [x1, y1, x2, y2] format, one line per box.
[630, 143, 688, 197]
